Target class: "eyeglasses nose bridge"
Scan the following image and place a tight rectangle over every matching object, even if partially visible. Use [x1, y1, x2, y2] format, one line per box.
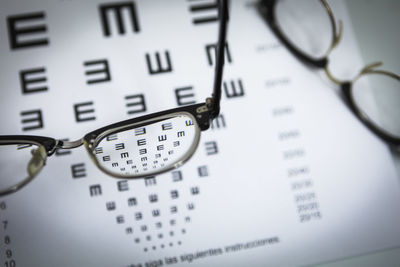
[57, 139, 84, 149]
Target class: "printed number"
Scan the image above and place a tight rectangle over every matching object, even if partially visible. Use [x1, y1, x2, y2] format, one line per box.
[2, 221, 7, 230]
[4, 236, 10, 244]
[6, 250, 12, 258]
[4, 260, 16, 267]
[0, 202, 5, 210]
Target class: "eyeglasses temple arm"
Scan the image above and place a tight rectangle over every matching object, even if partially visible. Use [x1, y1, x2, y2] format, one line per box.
[208, 0, 228, 119]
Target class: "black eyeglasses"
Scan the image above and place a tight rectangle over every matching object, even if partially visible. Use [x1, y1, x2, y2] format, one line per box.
[0, 0, 228, 196]
[258, 0, 400, 146]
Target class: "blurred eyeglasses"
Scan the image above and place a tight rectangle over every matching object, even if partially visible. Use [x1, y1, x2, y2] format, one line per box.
[258, 0, 400, 146]
[0, 0, 228, 196]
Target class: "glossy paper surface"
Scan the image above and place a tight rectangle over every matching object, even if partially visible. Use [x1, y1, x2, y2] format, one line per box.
[0, 1, 399, 266]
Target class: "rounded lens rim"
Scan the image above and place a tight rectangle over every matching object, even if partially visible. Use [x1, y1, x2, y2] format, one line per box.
[84, 111, 202, 179]
[0, 140, 47, 197]
[343, 70, 400, 146]
[258, 0, 337, 68]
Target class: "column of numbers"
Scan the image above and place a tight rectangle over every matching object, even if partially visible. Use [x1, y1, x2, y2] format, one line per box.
[273, 105, 322, 223]
[1, 201, 16, 267]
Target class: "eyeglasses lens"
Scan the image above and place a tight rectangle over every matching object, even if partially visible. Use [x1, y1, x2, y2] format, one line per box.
[275, 0, 334, 58]
[0, 144, 40, 194]
[91, 114, 199, 177]
[351, 73, 400, 138]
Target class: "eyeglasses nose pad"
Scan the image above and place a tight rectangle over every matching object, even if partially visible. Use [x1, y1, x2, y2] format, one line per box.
[27, 146, 47, 177]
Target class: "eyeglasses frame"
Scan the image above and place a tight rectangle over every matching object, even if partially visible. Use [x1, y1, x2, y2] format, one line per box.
[0, 0, 228, 196]
[257, 0, 400, 146]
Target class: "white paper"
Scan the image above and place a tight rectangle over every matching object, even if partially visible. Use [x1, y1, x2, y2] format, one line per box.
[0, 1, 399, 266]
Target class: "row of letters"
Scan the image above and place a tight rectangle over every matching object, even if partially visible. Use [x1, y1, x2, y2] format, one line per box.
[18, 81, 237, 131]
[6, 1, 222, 50]
[18, 44, 232, 95]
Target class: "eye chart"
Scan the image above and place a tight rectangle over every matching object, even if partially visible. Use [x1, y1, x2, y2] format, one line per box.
[1, 1, 400, 267]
